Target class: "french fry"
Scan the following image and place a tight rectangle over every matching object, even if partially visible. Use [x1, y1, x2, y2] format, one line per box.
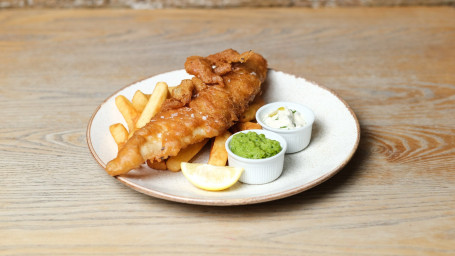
[166, 139, 209, 172]
[239, 95, 265, 122]
[230, 121, 262, 133]
[146, 159, 167, 170]
[136, 82, 168, 129]
[131, 90, 150, 113]
[167, 86, 176, 98]
[208, 131, 231, 166]
[115, 95, 139, 133]
[109, 123, 129, 150]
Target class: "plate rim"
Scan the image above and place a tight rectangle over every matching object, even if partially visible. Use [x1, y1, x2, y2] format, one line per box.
[86, 69, 360, 206]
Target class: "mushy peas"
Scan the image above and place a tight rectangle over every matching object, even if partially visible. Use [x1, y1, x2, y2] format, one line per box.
[229, 132, 282, 159]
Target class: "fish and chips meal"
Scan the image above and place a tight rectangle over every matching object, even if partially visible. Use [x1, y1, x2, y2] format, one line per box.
[105, 49, 268, 177]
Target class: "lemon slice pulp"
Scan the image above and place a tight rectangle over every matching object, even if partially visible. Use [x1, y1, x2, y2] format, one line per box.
[181, 162, 244, 191]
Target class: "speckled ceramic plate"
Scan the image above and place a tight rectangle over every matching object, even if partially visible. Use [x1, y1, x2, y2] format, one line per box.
[87, 69, 360, 206]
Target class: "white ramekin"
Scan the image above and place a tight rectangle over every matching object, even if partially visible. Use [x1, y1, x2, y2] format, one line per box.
[225, 129, 287, 185]
[256, 101, 315, 153]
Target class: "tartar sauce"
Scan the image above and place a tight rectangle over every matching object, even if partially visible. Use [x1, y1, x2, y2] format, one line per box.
[263, 107, 306, 129]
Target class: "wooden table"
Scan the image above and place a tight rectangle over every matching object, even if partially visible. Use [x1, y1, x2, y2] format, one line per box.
[1, 7, 454, 255]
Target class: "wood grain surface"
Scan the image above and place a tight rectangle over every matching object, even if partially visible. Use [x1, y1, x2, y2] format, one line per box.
[1, 7, 454, 255]
[2, 0, 455, 8]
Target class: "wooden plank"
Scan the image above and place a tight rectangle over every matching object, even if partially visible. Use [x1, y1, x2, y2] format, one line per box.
[1, 0, 454, 8]
[0, 7, 454, 255]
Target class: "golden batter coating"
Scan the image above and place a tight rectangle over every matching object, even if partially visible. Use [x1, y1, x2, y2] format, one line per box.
[105, 49, 267, 176]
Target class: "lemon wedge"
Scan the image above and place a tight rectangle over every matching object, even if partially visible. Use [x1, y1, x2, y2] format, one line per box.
[181, 162, 244, 191]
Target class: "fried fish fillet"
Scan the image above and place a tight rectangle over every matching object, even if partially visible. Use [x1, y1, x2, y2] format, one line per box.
[105, 49, 267, 176]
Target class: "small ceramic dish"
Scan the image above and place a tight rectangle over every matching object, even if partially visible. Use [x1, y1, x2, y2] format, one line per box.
[256, 101, 315, 153]
[225, 129, 287, 185]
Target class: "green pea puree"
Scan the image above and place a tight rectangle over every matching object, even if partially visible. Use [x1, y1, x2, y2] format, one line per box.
[229, 131, 282, 159]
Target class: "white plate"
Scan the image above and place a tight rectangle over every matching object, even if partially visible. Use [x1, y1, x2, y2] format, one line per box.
[87, 69, 360, 206]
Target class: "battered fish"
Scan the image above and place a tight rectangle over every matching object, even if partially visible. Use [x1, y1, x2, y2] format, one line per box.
[105, 49, 267, 176]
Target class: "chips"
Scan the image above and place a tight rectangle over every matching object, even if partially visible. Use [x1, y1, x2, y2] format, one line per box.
[208, 131, 231, 166]
[115, 95, 139, 133]
[230, 121, 262, 134]
[239, 95, 265, 122]
[131, 90, 150, 113]
[109, 123, 128, 151]
[109, 82, 264, 172]
[166, 139, 209, 172]
[136, 82, 168, 129]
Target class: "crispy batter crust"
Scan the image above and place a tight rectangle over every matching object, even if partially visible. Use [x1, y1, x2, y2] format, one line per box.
[106, 49, 267, 176]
